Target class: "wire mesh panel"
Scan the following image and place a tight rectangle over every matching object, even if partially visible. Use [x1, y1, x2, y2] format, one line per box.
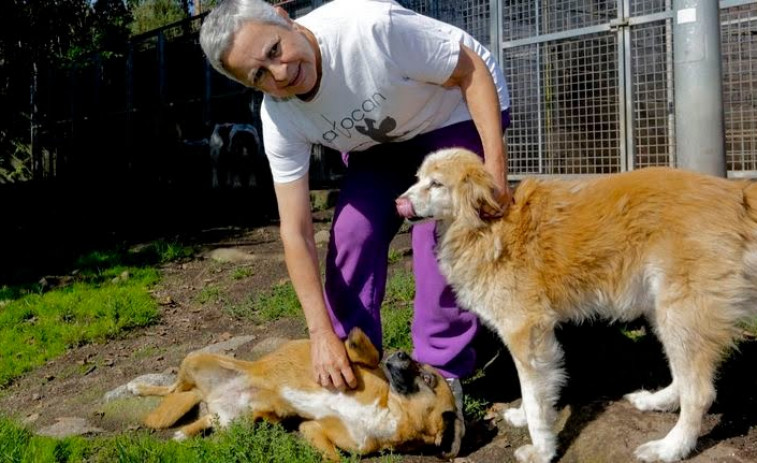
[721, 2, 757, 174]
[631, 0, 670, 17]
[631, 20, 674, 168]
[503, 1, 622, 176]
[503, 0, 617, 40]
[540, 33, 621, 174]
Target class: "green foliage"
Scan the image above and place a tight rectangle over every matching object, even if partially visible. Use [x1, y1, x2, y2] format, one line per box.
[463, 394, 491, 422]
[0, 240, 191, 389]
[0, 140, 32, 184]
[0, 417, 326, 463]
[381, 270, 415, 352]
[252, 281, 303, 322]
[198, 286, 221, 304]
[129, 0, 188, 35]
[232, 267, 255, 280]
[0, 272, 159, 388]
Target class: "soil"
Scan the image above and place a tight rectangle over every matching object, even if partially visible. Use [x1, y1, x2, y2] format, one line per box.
[1, 206, 757, 462]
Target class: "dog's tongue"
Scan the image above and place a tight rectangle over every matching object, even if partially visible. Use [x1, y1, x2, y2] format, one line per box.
[395, 197, 415, 219]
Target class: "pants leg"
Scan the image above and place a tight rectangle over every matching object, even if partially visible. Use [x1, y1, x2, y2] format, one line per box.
[409, 111, 511, 379]
[325, 111, 511, 378]
[323, 151, 406, 352]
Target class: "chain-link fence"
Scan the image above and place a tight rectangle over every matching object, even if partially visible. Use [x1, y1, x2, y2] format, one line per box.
[31, 0, 757, 188]
[503, 0, 757, 178]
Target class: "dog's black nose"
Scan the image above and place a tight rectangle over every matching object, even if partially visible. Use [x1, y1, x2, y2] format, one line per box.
[396, 351, 409, 361]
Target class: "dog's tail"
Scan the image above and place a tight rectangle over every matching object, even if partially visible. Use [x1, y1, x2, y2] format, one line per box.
[143, 390, 203, 429]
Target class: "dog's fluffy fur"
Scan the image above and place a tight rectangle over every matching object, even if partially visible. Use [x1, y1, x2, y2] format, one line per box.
[129, 328, 462, 461]
[397, 148, 757, 462]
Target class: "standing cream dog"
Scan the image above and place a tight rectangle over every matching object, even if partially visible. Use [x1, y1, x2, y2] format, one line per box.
[396, 148, 757, 463]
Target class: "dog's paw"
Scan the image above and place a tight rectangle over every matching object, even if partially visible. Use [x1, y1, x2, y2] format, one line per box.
[634, 437, 693, 462]
[503, 406, 527, 427]
[514, 444, 553, 463]
[173, 430, 188, 442]
[625, 389, 678, 412]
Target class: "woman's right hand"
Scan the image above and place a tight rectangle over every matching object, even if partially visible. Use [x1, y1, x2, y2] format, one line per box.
[309, 328, 358, 391]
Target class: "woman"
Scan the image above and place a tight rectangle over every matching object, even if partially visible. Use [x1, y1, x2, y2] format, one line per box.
[199, 0, 511, 402]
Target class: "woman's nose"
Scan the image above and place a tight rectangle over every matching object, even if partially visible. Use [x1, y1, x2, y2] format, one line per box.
[269, 63, 288, 84]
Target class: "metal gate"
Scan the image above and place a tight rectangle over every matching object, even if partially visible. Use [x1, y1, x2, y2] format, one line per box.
[498, 0, 757, 178]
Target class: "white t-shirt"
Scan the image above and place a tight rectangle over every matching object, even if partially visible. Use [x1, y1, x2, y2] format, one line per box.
[261, 0, 510, 183]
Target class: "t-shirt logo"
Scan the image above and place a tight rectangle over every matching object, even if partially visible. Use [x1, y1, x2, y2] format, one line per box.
[355, 116, 401, 143]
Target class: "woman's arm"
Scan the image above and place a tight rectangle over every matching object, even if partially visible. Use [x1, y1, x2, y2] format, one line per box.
[443, 43, 512, 215]
[274, 176, 357, 390]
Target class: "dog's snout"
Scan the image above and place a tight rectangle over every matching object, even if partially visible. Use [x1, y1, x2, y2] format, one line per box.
[386, 350, 413, 367]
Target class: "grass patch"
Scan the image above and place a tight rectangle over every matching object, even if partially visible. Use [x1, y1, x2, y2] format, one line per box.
[197, 286, 222, 305]
[0, 416, 328, 463]
[252, 281, 303, 322]
[0, 273, 159, 388]
[381, 270, 415, 352]
[0, 415, 409, 462]
[387, 248, 404, 265]
[0, 241, 192, 389]
[232, 267, 255, 280]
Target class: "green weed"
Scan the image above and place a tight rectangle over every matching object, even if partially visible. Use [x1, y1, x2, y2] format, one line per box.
[381, 270, 415, 352]
[232, 267, 255, 280]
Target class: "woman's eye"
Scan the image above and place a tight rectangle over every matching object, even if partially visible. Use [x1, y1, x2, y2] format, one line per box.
[269, 42, 279, 58]
[253, 69, 264, 85]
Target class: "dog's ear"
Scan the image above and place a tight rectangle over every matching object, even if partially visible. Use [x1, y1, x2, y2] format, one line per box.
[455, 166, 503, 226]
[345, 327, 380, 367]
[437, 410, 464, 459]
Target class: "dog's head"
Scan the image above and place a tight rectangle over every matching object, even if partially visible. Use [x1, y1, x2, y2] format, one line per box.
[383, 350, 464, 459]
[396, 148, 501, 228]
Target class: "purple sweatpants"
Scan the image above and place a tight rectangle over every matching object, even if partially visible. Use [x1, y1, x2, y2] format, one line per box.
[324, 111, 511, 379]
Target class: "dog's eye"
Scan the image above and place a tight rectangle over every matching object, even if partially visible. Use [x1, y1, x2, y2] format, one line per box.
[429, 179, 442, 188]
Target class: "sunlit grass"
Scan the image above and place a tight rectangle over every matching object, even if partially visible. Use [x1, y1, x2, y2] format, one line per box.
[0, 241, 193, 389]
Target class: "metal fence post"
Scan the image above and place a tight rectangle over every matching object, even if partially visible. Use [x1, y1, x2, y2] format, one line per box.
[490, 0, 502, 66]
[673, 0, 726, 176]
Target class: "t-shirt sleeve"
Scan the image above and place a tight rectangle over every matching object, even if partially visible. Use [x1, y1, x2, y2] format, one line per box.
[261, 101, 312, 184]
[384, 7, 460, 85]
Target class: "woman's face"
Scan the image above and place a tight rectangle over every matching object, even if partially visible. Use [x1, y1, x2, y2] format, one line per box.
[223, 15, 320, 100]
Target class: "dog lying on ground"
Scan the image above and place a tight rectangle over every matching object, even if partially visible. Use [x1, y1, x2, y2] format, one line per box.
[129, 327, 463, 461]
[396, 147, 757, 463]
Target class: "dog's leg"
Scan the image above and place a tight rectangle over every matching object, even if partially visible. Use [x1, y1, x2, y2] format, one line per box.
[634, 307, 722, 462]
[143, 390, 203, 429]
[503, 322, 565, 463]
[299, 420, 341, 462]
[174, 414, 216, 441]
[625, 380, 680, 412]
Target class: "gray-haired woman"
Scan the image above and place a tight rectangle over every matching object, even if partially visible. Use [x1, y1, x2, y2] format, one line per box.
[199, 0, 511, 409]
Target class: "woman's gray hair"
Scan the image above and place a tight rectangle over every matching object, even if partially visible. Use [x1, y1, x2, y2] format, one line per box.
[200, 0, 290, 84]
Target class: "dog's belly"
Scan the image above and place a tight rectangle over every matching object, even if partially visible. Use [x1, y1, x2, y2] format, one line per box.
[205, 376, 255, 426]
[280, 387, 398, 451]
[458, 269, 656, 328]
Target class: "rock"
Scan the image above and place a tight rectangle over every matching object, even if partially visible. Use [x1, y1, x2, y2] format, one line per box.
[103, 373, 176, 403]
[194, 335, 256, 355]
[247, 337, 291, 360]
[37, 417, 103, 438]
[206, 248, 255, 263]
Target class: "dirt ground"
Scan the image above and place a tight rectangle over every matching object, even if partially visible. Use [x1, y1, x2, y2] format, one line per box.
[2, 206, 757, 462]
